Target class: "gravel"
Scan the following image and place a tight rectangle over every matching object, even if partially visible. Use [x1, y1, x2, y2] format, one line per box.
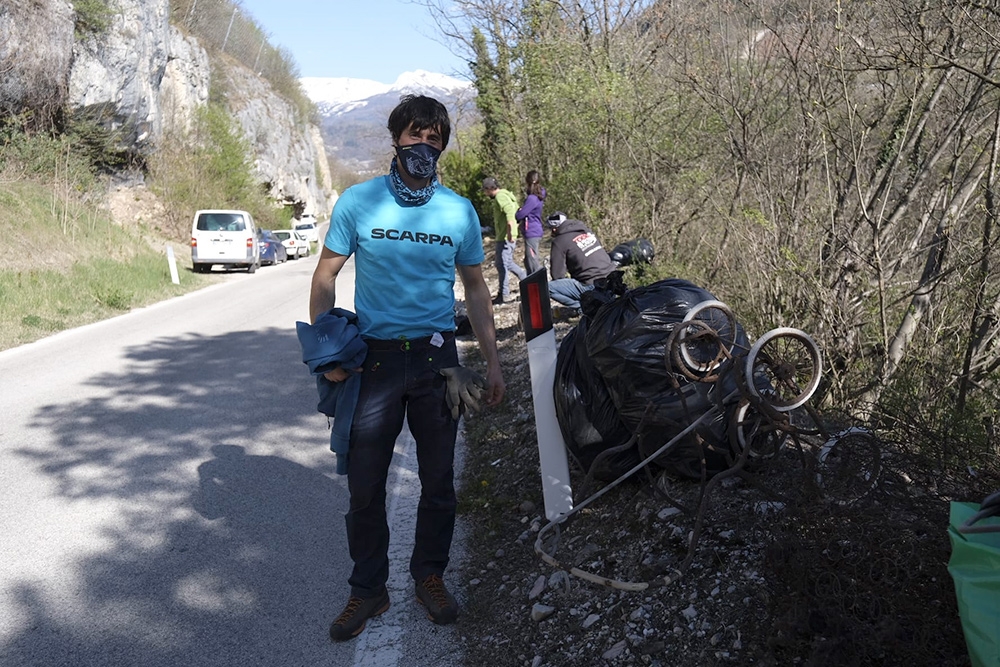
[451, 258, 982, 667]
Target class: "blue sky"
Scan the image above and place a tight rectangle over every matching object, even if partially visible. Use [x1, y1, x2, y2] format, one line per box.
[237, 0, 469, 83]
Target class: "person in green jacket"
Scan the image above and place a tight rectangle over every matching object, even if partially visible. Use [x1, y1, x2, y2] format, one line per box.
[483, 177, 526, 304]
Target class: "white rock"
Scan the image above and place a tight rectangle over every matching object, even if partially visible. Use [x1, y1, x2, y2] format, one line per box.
[657, 507, 682, 520]
[602, 640, 627, 660]
[528, 575, 546, 600]
[548, 570, 570, 591]
[531, 603, 556, 622]
[582, 613, 600, 629]
[681, 604, 698, 620]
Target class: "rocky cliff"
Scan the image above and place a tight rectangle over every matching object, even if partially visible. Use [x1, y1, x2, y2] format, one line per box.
[0, 0, 332, 217]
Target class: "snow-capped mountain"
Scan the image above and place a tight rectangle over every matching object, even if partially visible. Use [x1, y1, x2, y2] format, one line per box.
[302, 70, 477, 172]
[301, 70, 472, 117]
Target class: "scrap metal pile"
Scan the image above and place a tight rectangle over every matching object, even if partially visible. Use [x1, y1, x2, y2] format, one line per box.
[555, 276, 822, 482]
[545, 275, 826, 589]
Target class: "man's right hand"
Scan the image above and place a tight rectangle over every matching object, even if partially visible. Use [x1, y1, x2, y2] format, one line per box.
[324, 366, 361, 382]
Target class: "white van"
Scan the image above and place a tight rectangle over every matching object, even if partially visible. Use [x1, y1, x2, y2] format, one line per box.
[190, 209, 261, 273]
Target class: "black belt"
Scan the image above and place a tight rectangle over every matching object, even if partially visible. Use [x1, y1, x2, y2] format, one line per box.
[363, 331, 455, 351]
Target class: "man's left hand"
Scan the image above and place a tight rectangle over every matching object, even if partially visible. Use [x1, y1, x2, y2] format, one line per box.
[482, 364, 505, 408]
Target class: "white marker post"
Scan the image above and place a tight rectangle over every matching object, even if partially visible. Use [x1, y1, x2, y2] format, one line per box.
[519, 270, 573, 521]
[165, 245, 180, 285]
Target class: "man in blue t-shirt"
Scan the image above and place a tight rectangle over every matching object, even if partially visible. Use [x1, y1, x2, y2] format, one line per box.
[310, 95, 505, 642]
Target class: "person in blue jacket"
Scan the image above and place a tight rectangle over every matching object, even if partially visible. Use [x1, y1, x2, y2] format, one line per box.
[309, 95, 505, 642]
[515, 169, 546, 275]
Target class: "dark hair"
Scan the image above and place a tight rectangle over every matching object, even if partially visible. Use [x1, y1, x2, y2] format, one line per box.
[525, 170, 542, 197]
[387, 95, 451, 149]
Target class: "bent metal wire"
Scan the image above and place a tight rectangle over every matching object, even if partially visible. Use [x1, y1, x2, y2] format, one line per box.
[534, 300, 827, 591]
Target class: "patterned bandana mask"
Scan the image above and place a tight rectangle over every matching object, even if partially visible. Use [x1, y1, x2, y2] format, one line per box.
[389, 157, 438, 205]
[395, 142, 441, 180]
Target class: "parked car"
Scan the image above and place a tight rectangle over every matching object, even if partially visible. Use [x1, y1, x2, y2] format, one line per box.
[191, 209, 261, 273]
[294, 215, 319, 243]
[258, 229, 288, 266]
[273, 229, 310, 259]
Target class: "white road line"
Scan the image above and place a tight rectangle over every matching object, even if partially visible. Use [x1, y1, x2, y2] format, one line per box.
[351, 424, 419, 667]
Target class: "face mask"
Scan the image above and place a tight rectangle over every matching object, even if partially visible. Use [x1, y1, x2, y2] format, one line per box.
[395, 142, 441, 180]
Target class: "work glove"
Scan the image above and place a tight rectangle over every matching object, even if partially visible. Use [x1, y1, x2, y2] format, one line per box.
[439, 366, 487, 420]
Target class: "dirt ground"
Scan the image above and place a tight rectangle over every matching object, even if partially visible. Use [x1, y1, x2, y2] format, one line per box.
[453, 247, 988, 667]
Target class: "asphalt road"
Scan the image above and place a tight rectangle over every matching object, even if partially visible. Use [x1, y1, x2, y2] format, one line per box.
[0, 248, 467, 666]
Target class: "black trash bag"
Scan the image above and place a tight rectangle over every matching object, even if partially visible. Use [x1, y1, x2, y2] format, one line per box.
[580, 274, 623, 319]
[554, 321, 640, 480]
[632, 374, 736, 479]
[609, 238, 655, 267]
[584, 278, 751, 479]
[454, 302, 473, 336]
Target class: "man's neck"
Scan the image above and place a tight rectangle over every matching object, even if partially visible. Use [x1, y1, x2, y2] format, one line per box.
[398, 166, 431, 191]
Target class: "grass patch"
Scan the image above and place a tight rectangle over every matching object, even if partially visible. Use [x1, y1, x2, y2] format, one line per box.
[0, 179, 136, 272]
[0, 176, 222, 351]
[0, 251, 219, 350]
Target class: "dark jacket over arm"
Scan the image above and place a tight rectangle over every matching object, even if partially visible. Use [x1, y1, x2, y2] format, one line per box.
[296, 308, 368, 474]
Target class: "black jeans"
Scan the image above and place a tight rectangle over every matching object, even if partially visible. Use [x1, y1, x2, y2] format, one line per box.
[345, 334, 459, 598]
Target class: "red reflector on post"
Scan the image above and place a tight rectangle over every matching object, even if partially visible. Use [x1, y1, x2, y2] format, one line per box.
[519, 269, 553, 343]
[528, 283, 543, 329]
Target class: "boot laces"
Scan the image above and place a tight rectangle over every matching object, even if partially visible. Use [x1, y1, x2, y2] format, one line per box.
[423, 574, 450, 607]
[334, 596, 364, 624]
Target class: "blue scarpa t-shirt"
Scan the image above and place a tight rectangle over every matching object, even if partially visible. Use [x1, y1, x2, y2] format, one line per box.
[324, 175, 485, 340]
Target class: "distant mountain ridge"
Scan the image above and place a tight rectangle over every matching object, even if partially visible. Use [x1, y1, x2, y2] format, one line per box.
[301, 70, 472, 116]
[302, 70, 477, 172]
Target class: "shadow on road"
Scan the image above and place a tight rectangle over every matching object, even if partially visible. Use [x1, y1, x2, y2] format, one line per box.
[2, 327, 354, 666]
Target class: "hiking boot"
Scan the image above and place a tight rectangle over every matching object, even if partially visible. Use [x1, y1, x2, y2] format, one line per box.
[329, 589, 390, 641]
[491, 295, 505, 306]
[415, 574, 458, 625]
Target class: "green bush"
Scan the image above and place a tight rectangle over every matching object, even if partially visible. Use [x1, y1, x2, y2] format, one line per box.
[0, 120, 97, 190]
[74, 0, 115, 37]
[65, 104, 135, 173]
[92, 286, 132, 311]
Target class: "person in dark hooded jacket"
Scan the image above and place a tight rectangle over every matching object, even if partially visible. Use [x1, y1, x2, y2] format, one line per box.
[546, 212, 615, 310]
[515, 170, 545, 274]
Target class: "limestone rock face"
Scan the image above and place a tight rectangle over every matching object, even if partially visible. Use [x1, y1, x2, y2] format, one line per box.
[160, 29, 211, 138]
[3, 0, 330, 215]
[223, 65, 332, 216]
[68, 0, 171, 147]
[0, 0, 75, 116]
